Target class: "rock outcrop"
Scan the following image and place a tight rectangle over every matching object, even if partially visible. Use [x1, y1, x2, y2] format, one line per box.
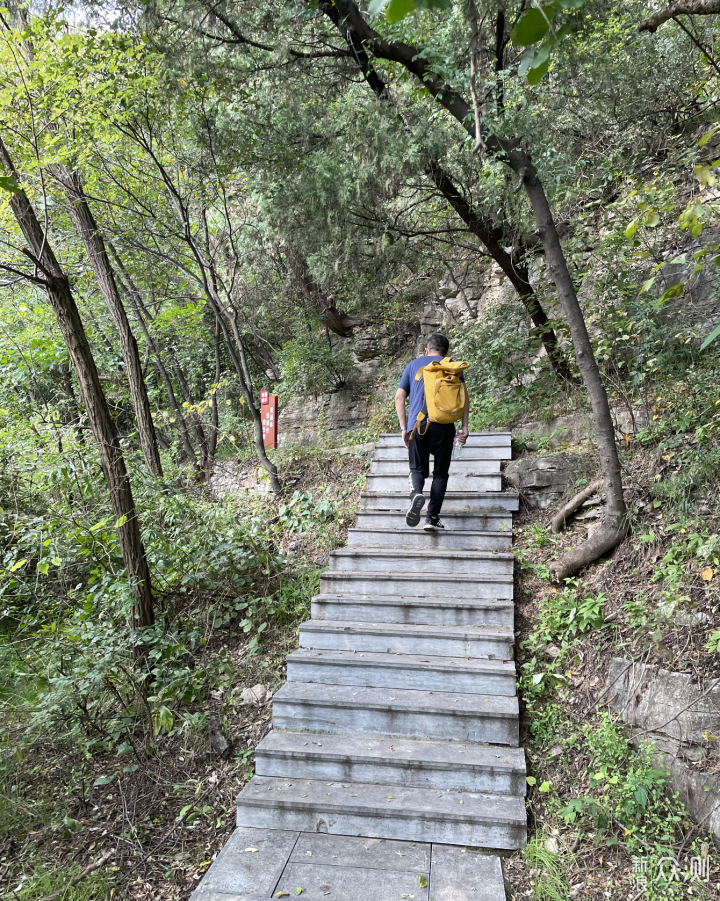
[605, 658, 720, 839]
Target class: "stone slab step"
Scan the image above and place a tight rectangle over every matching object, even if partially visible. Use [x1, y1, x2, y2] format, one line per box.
[255, 730, 526, 795]
[286, 648, 516, 696]
[328, 547, 514, 576]
[236, 776, 527, 850]
[347, 527, 511, 551]
[192, 828, 509, 901]
[361, 491, 519, 513]
[366, 474, 502, 493]
[377, 431, 511, 446]
[299, 620, 514, 659]
[321, 570, 514, 599]
[370, 459, 501, 475]
[311, 594, 515, 628]
[354, 510, 513, 532]
[373, 445, 510, 461]
[272, 682, 519, 745]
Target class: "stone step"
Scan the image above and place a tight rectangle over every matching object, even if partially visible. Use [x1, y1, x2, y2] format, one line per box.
[347, 527, 512, 551]
[299, 620, 514, 659]
[255, 730, 526, 795]
[328, 548, 514, 576]
[366, 474, 502, 493]
[235, 776, 527, 850]
[373, 445, 510, 461]
[192, 828, 509, 901]
[370, 459, 501, 475]
[377, 431, 511, 447]
[354, 510, 513, 533]
[321, 570, 514, 599]
[361, 491, 519, 513]
[286, 648, 516, 696]
[311, 594, 515, 628]
[272, 682, 519, 745]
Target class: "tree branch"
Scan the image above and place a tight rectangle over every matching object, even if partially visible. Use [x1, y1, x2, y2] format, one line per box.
[639, 0, 720, 32]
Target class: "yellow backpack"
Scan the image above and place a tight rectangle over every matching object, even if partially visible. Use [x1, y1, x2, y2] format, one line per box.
[411, 356, 469, 437]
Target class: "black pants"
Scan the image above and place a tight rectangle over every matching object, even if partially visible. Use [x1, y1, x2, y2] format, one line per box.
[408, 421, 455, 519]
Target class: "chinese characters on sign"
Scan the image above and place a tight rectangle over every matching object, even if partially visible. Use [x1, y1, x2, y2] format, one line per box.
[261, 392, 277, 449]
[632, 854, 711, 894]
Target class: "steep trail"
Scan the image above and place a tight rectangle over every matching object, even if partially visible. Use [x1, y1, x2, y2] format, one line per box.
[192, 432, 525, 900]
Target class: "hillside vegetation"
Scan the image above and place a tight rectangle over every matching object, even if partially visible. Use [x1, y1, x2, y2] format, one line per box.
[1, 0, 720, 898]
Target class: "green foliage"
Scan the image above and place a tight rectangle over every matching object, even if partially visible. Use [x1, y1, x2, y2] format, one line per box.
[523, 838, 570, 901]
[559, 717, 684, 856]
[278, 334, 357, 400]
[536, 581, 607, 646]
[277, 491, 338, 534]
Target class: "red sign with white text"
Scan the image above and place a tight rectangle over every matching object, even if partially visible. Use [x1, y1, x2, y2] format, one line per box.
[261, 393, 277, 449]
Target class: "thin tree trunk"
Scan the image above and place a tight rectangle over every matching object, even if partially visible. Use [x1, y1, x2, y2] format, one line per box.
[0, 138, 154, 627]
[320, 0, 627, 577]
[207, 318, 221, 462]
[510, 156, 627, 578]
[109, 248, 201, 470]
[60, 171, 163, 477]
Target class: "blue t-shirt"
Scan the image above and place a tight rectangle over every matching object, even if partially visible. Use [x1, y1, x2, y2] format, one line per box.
[398, 355, 464, 429]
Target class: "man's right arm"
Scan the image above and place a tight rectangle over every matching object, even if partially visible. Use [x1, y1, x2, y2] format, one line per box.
[395, 388, 409, 448]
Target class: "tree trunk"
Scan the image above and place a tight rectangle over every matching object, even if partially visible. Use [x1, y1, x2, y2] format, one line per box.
[284, 249, 366, 337]
[1, 138, 154, 627]
[318, 0, 574, 382]
[425, 161, 575, 382]
[207, 318, 221, 462]
[511, 158, 627, 578]
[320, 0, 627, 577]
[109, 248, 202, 471]
[60, 171, 163, 477]
[639, 0, 720, 32]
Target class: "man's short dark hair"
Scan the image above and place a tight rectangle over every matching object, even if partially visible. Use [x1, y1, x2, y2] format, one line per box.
[426, 333, 449, 356]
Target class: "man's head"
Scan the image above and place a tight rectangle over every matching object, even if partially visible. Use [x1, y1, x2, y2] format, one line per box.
[424, 333, 449, 357]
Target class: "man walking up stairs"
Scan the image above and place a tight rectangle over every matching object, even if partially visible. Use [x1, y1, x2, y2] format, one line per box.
[192, 432, 526, 901]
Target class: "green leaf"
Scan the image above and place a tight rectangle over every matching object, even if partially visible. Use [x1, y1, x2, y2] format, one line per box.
[385, 0, 415, 22]
[0, 175, 22, 195]
[526, 776, 537, 786]
[655, 283, 683, 307]
[639, 277, 656, 294]
[419, 874, 429, 887]
[625, 217, 639, 238]
[295, 888, 302, 896]
[644, 209, 660, 227]
[518, 48, 538, 77]
[699, 127, 717, 148]
[93, 772, 117, 786]
[511, 7, 554, 46]
[527, 58, 550, 85]
[115, 514, 127, 528]
[37, 561, 49, 575]
[539, 781, 551, 792]
[51, 556, 62, 566]
[700, 321, 720, 350]
[10, 559, 27, 572]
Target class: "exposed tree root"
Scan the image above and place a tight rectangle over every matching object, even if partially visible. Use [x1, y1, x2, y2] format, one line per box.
[549, 515, 628, 582]
[550, 478, 603, 534]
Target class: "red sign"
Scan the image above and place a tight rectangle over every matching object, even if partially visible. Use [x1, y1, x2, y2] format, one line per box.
[261, 394, 278, 449]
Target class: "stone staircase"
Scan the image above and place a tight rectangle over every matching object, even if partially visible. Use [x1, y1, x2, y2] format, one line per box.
[192, 431, 525, 901]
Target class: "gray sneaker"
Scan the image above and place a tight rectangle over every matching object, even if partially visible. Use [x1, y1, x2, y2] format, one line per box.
[406, 493, 426, 527]
[423, 516, 445, 532]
